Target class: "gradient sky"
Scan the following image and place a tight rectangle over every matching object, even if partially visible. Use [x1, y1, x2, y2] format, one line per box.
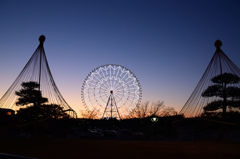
[0, 0, 240, 114]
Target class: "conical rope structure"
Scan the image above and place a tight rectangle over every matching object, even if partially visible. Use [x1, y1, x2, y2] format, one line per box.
[180, 40, 240, 117]
[0, 35, 77, 118]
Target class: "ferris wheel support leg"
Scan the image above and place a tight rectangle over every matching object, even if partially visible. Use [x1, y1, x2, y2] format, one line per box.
[113, 95, 121, 120]
[102, 95, 111, 119]
[110, 94, 113, 119]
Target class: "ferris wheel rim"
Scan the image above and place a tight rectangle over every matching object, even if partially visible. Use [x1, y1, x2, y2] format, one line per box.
[81, 64, 142, 115]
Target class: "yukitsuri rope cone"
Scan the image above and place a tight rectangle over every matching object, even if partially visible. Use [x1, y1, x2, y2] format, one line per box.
[180, 40, 240, 117]
[0, 35, 77, 117]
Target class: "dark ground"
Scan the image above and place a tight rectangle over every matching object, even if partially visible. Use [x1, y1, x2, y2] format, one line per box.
[1, 115, 240, 159]
[0, 139, 240, 159]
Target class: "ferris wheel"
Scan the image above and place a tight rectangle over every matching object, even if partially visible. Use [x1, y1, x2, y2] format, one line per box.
[81, 64, 142, 119]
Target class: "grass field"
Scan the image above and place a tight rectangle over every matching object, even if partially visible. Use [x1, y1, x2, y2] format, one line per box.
[0, 139, 240, 159]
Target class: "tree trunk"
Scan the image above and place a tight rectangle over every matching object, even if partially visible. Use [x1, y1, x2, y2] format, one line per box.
[223, 98, 227, 117]
[222, 83, 227, 118]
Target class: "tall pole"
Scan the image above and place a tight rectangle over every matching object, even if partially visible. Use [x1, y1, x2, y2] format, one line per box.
[39, 50, 42, 90]
[215, 40, 226, 116]
[38, 35, 45, 90]
[215, 40, 223, 76]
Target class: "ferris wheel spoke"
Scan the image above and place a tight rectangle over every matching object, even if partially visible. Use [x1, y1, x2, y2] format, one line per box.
[114, 84, 125, 93]
[93, 73, 103, 83]
[108, 78, 112, 89]
[100, 68, 107, 80]
[112, 79, 118, 89]
[114, 92, 123, 99]
[98, 83, 108, 92]
[114, 80, 127, 91]
[109, 78, 114, 89]
[115, 67, 121, 79]
[113, 79, 121, 89]
[115, 90, 124, 95]
[100, 80, 110, 90]
[112, 83, 122, 92]
[99, 91, 109, 100]
[104, 78, 111, 89]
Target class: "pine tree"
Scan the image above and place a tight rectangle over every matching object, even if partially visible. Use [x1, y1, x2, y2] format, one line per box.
[15, 81, 48, 107]
[202, 73, 240, 116]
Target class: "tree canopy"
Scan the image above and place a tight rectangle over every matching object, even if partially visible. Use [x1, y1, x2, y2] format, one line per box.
[202, 73, 240, 115]
[17, 104, 69, 120]
[15, 81, 48, 107]
[15, 81, 69, 120]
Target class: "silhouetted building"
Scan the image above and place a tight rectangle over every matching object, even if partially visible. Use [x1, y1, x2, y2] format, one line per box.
[0, 108, 15, 116]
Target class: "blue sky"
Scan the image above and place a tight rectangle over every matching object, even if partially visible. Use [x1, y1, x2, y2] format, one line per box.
[0, 0, 240, 113]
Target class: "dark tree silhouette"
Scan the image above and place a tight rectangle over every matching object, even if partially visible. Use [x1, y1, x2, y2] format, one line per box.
[81, 108, 99, 119]
[15, 81, 48, 107]
[202, 73, 240, 116]
[17, 104, 69, 120]
[15, 81, 69, 120]
[127, 101, 164, 118]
